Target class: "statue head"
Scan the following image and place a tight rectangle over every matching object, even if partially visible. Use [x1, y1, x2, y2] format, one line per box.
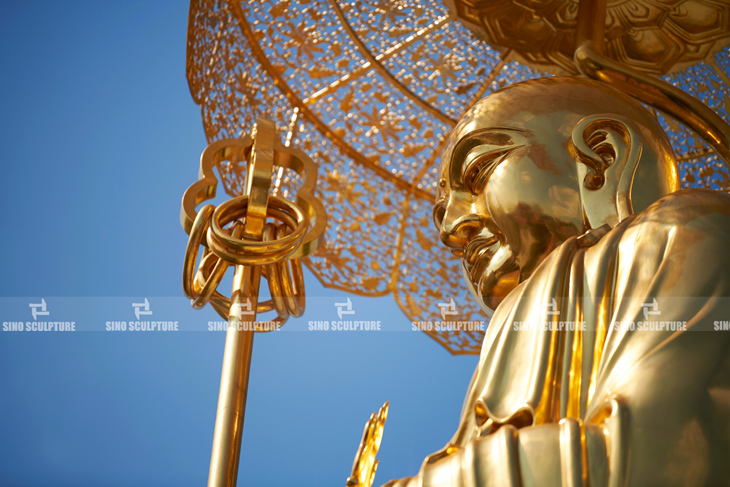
[434, 77, 679, 311]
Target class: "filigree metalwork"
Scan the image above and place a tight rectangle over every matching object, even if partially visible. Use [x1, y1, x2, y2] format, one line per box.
[186, 0, 730, 354]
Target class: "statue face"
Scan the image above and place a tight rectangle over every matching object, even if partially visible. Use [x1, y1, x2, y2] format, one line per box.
[434, 120, 585, 309]
[434, 78, 678, 310]
[434, 78, 634, 309]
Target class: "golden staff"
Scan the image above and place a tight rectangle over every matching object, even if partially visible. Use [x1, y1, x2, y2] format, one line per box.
[180, 118, 327, 486]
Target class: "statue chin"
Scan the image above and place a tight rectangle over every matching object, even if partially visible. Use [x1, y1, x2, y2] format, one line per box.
[462, 246, 521, 313]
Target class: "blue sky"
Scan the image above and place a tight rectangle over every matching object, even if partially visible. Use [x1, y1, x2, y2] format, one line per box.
[0, 2, 478, 486]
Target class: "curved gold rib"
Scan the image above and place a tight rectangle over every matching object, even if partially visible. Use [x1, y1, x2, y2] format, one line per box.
[676, 148, 715, 162]
[575, 41, 730, 168]
[328, 0, 456, 126]
[228, 0, 434, 201]
[463, 51, 511, 112]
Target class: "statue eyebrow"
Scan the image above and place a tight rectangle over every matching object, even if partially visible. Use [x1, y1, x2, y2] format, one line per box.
[449, 127, 529, 182]
[461, 146, 516, 193]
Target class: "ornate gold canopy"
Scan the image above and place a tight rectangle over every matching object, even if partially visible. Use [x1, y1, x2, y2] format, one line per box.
[447, 0, 730, 75]
[186, 0, 730, 354]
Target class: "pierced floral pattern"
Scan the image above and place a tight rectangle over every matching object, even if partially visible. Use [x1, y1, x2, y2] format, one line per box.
[186, 0, 730, 354]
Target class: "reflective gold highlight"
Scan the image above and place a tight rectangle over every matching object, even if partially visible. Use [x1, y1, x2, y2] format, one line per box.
[180, 119, 327, 486]
[386, 77, 730, 486]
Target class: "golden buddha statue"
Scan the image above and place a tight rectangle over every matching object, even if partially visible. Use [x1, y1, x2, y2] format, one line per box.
[382, 77, 730, 486]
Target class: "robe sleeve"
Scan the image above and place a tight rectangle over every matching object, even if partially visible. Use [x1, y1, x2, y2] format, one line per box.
[382, 417, 612, 487]
[381, 191, 730, 487]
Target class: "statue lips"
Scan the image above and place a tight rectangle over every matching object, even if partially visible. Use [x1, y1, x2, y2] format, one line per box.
[463, 236, 500, 289]
[462, 235, 521, 309]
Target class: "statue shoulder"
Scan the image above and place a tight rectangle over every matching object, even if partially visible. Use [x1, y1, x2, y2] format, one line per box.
[633, 188, 730, 227]
[597, 188, 730, 298]
[602, 188, 730, 253]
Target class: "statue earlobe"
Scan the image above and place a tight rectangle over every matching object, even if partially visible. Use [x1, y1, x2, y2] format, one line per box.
[570, 114, 643, 229]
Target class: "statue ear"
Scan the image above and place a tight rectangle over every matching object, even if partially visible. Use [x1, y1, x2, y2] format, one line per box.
[570, 114, 643, 229]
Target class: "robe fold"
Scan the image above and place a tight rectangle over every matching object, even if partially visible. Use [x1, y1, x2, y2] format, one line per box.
[384, 190, 730, 487]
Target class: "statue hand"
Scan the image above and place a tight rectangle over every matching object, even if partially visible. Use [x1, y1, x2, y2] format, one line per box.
[346, 401, 389, 487]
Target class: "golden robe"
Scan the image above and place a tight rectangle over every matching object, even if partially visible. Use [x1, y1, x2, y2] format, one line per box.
[386, 189, 730, 487]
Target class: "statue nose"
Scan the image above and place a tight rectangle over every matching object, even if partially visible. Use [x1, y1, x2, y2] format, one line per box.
[440, 215, 484, 250]
[438, 198, 487, 251]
